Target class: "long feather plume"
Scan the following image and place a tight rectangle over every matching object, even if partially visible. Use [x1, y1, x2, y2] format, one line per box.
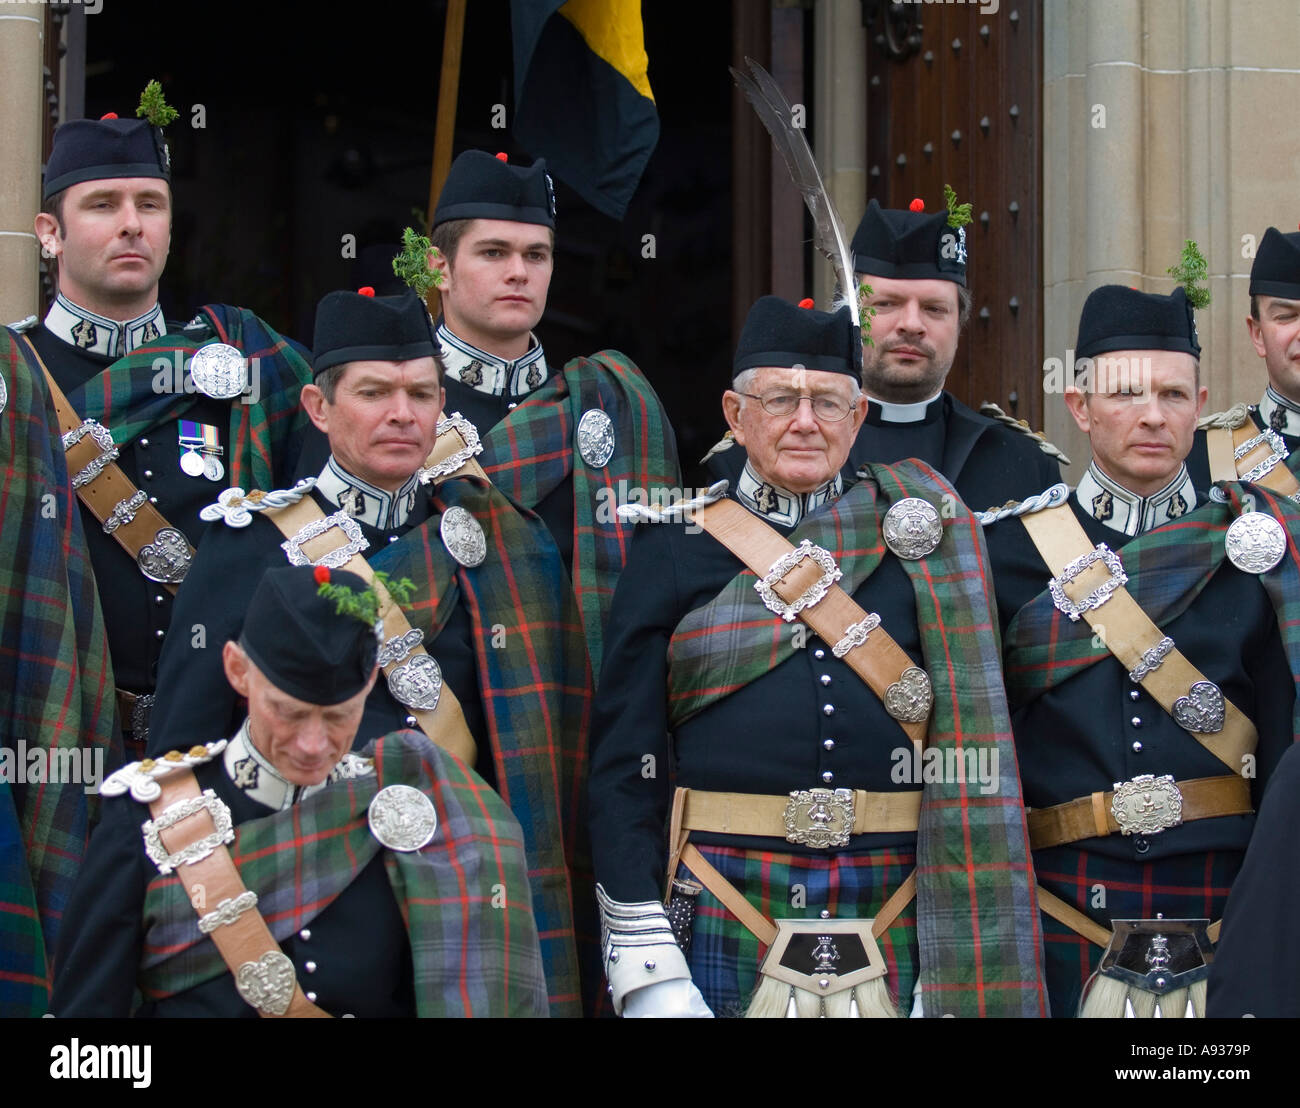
[730, 57, 858, 326]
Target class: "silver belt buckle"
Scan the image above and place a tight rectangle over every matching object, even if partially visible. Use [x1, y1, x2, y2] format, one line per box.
[1234, 429, 1288, 484]
[783, 787, 855, 849]
[130, 692, 155, 743]
[280, 509, 369, 568]
[1110, 773, 1184, 836]
[755, 540, 842, 622]
[1048, 543, 1128, 621]
[63, 419, 120, 488]
[420, 412, 484, 483]
[141, 788, 235, 874]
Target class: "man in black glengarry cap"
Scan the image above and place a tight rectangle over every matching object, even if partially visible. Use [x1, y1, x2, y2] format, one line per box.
[1188, 223, 1300, 494]
[53, 564, 547, 1018]
[705, 191, 1065, 515]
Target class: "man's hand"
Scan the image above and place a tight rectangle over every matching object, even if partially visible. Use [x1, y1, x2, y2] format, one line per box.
[622, 978, 714, 1019]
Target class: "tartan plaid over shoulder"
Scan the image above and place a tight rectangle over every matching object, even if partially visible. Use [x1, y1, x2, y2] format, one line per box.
[1004, 485, 1300, 737]
[369, 474, 593, 1016]
[61, 304, 313, 489]
[138, 729, 547, 1017]
[479, 349, 679, 676]
[666, 460, 1047, 1016]
[1, 328, 117, 1016]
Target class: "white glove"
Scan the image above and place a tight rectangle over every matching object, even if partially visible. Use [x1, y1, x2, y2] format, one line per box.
[909, 980, 924, 1017]
[622, 978, 715, 1018]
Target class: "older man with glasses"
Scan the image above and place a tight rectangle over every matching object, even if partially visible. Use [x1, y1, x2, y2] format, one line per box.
[586, 296, 1044, 1019]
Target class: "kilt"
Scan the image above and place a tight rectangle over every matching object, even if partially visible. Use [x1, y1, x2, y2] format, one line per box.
[679, 842, 918, 1018]
[1035, 845, 1242, 1017]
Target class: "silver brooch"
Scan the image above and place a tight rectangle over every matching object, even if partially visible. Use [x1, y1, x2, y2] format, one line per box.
[235, 950, 297, 1015]
[188, 343, 248, 399]
[882, 498, 942, 560]
[387, 653, 443, 713]
[1171, 681, 1225, 735]
[576, 408, 616, 468]
[136, 527, 193, 584]
[884, 666, 933, 723]
[1225, 512, 1287, 574]
[368, 784, 438, 852]
[440, 505, 486, 567]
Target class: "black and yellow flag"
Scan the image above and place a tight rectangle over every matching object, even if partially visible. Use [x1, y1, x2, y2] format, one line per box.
[511, 0, 659, 221]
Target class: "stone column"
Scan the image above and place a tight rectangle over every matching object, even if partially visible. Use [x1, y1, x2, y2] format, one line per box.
[0, 3, 44, 324]
[813, 0, 867, 311]
[1043, 0, 1300, 480]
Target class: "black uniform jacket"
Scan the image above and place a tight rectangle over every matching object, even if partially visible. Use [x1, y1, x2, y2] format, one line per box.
[1206, 741, 1300, 1017]
[587, 495, 924, 905]
[145, 486, 485, 767]
[51, 754, 414, 1017]
[24, 322, 248, 694]
[984, 493, 1293, 867]
[706, 393, 1062, 516]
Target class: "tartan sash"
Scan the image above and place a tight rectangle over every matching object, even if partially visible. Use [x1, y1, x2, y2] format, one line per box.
[1004, 485, 1300, 742]
[59, 304, 313, 490]
[138, 730, 547, 1017]
[0, 329, 118, 1016]
[665, 460, 1048, 1017]
[479, 349, 679, 677]
[369, 475, 593, 1016]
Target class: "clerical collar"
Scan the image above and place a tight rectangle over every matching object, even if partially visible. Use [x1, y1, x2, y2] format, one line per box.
[436, 322, 548, 397]
[223, 720, 373, 811]
[736, 461, 842, 526]
[866, 392, 944, 425]
[1259, 387, 1300, 437]
[1075, 461, 1196, 537]
[315, 457, 420, 530]
[44, 293, 165, 359]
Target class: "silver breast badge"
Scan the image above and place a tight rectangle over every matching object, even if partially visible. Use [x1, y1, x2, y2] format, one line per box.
[576, 408, 616, 468]
[882, 498, 942, 560]
[368, 784, 438, 852]
[440, 505, 487, 567]
[188, 343, 248, 400]
[1225, 512, 1287, 574]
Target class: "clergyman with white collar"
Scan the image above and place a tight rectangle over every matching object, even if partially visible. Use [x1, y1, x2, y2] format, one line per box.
[6, 86, 314, 756]
[146, 289, 486, 773]
[1187, 224, 1300, 490]
[53, 565, 546, 1017]
[588, 295, 1045, 1019]
[982, 281, 1300, 1019]
[705, 192, 1063, 512]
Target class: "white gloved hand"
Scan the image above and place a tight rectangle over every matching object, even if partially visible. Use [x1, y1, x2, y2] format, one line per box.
[909, 981, 924, 1018]
[622, 978, 714, 1018]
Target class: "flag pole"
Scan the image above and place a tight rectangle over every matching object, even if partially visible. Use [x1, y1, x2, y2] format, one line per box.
[425, 0, 467, 316]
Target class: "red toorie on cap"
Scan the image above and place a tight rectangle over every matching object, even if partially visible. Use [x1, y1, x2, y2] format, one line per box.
[358, 286, 375, 297]
[495, 152, 509, 162]
[314, 565, 331, 585]
[909, 198, 924, 212]
[798, 298, 815, 309]
[100, 112, 119, 120]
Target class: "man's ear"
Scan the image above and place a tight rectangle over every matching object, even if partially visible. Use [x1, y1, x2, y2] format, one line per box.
[34, 212, 61, 258]
[429, 247, 451, 294]
[1063, 386, 1091, 434]
[223, 640, 251, 698]
[722, 390, 747, 446]
[300, 382, 330, 434]
[1246, 313, 1267, 360]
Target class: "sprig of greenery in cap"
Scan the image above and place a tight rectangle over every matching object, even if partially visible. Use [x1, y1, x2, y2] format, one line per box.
[1167, 239, 1211, 310]
[393, 227, 445, 296]
[136, 80, 178, 128]
[315, 567, 416, 626]
[856, 280, 877, 346]
[943, 184, 973, 230]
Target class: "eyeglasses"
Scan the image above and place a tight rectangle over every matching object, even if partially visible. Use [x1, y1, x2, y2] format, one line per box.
[737, 391, 855, 422]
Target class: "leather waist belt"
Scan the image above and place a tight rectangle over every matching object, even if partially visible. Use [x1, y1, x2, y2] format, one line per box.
[680, 787, 922, 844]
[1027, 774, 1251, 850]
[20, 335, 195, 593]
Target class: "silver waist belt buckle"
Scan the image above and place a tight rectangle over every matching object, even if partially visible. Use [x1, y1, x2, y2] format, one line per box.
[783, 787, 855, 849]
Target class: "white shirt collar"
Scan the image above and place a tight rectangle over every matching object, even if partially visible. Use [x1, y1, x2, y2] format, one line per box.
[867, 391, 943, 424]
[223, 720, 374, 811]
[436, 322, 548, 398]
[1259, 387, 1300, 437]
[1075, 460, 1196, 537]
[736, 460, 843, 527]
[43, 293, 165, 359]
[315, 456, 421, 530]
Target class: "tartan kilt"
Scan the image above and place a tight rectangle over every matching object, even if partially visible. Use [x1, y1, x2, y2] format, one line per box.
[1034, 845, 1242, 1018]
[679, 842, 918, 1018]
